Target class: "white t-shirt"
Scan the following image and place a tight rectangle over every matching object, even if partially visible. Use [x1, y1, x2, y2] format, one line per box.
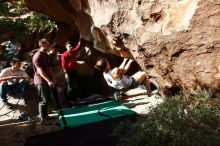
[0, 67, 28, 85]
[103, 68, 132, 90]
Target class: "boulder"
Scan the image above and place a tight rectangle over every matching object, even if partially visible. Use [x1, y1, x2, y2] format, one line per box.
[25, 0, 220, 96]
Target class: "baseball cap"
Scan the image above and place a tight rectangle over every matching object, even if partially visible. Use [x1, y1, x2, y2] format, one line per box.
[12, 53, 22, 61]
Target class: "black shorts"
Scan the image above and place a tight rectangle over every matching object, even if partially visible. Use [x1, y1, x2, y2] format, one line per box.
[128, 77, 139, 89]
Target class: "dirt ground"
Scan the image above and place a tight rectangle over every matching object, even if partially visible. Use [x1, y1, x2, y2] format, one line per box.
[0, 85, 162, 146]
[0, 84, 62, 146]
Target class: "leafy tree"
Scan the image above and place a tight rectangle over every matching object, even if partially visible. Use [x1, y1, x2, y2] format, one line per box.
[26, 12, 57, 32]
[0, 2, 9, 15]
[0, 0, 57, 41]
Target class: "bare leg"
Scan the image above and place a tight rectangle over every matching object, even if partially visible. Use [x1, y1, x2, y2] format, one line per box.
[131, 71, 152, 97]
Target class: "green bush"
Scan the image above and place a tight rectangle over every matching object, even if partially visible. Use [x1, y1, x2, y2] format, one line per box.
[0, 1, 56, 41]
[113, 92, 220, 146]
[26, 12, 57, 32]
[0, 2, 9, 15]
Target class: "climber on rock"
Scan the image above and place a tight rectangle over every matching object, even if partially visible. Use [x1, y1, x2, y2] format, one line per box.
[95, 56, 152, 98]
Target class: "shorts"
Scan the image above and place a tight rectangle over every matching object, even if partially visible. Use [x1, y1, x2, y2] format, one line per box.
[128, 77, 139, 89]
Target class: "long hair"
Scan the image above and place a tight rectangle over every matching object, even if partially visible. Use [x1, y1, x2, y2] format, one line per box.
[95, 58, 108, 72]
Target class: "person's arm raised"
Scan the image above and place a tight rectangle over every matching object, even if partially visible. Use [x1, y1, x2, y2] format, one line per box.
[72, 41, 81, 52]
[119, 58, 128, 69]
[118, 58, 134, 74]
[123, 58, 134, 73]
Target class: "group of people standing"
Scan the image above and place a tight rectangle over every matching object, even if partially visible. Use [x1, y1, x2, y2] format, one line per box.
[0, 38, 81, 125]
[32, 38, 81, 124]
[0, 37, 152, 125]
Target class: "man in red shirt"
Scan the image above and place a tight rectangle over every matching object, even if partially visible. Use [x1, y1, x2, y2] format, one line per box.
[61, 40, 81, 104]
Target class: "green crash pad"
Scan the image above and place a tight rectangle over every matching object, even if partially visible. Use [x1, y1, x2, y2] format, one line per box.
[58, 100, 136, 129]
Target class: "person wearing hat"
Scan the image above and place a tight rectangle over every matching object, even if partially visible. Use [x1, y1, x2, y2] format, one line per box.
[0, 55, 29, 107]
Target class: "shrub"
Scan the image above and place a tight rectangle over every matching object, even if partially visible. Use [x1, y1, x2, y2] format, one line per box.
[113, 91, 220, 146]
[0, 2, 9, 15]
[0, 1, 56, 41]
[26, 12, 57, 32]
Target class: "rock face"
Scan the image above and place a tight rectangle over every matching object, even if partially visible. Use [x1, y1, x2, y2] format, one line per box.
[26, 0, 220, 96]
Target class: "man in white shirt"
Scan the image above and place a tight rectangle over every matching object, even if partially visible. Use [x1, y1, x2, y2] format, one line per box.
[0, 55, 29, 106]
